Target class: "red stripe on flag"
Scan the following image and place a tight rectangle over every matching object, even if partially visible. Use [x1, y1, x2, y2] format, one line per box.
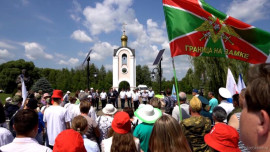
[163, 0, 210, 19]
[223, 35, 267, 64]
[170, 32, 207, 57]
[225, 16, 252, 29]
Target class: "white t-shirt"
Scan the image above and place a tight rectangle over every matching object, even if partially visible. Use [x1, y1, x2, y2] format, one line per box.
[119, 91, 126, 99]
[141, 92, 148, 101]
[64, 103, 77, 122]
[0, 137, 52, 152]
[100, 92, 107, 100]
[218, 100, 234, 123]
[148, 91, 155, 97]
[126, 91, 132, 98]
[132, 92, 140, 101]
[0, 127, 14, 147]
[172, 104, 190, 122]
[43, 105, 71, 146]
[218, 100, 234, 116]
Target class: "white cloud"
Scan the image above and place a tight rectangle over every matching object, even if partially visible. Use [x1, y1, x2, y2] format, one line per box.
[59, 58, 79, 66]
[82, 0, 135, 35]
[78, 51, 87, 57]
[0, 41, 16, 49]
[71, 30, 93, 43]
[76, 0, 189, 80]
[70, 0, 82, 22]
[54, 53, 67, 59]
[23, 42, 53, 60]
[0, 49, 14, 59]
[90, 41, 118, 61]
[36, 15, 53, 24]
[146, 19, 167, 43]
[226, 0, 269, 23]
[104, 64, 112, 70]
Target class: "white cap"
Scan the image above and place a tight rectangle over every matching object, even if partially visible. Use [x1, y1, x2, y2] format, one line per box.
[67, 91, 71, 94]
[5, 97, 12, 102]
[87, 95, 92, 98]
[219, 87, 232, 98]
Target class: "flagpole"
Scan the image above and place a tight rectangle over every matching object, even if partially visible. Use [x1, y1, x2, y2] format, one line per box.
[171, 57, 182, 121]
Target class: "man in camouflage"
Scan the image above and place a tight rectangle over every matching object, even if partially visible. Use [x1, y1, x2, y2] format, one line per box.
[181, 96, 211, 152]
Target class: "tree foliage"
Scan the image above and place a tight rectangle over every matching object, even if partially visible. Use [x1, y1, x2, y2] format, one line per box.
[31, 77, 53, 94]
[0, 60, 156, 93]
[0, 59, 37, 93]
[166, 57, 250, 96]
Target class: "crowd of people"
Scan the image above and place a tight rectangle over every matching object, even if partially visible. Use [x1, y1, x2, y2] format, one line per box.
[0, 63, 269, 152]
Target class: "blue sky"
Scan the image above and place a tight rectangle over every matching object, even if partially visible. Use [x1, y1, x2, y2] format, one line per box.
[0, 0, 270, 80]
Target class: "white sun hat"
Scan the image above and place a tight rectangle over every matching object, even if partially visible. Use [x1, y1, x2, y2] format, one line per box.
[102, 104, 117, 115]
[219, 87, 232, 99]
[134, 104, 162, 124]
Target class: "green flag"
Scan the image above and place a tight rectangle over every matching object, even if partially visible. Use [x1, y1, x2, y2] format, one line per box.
[163, 0, 270, 64]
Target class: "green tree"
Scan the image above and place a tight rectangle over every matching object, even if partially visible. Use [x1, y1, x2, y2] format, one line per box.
[192, 57, 249, 96]
[0, 59, 37, 93]
[31, 77, 53, 94]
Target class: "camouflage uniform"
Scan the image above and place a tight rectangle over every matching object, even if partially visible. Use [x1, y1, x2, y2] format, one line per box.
[181, 116, 211, 152]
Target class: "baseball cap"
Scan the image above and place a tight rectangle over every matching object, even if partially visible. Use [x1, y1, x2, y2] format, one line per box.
[192, 89, 198, 93]
[112, 112, 131, 134]
[204, 123, 240, 152]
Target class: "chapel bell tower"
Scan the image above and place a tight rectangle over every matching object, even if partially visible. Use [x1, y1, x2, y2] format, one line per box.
[113, 26, 136, 91]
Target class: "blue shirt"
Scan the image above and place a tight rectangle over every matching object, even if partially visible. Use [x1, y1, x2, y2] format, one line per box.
[209, 98, 218, 113]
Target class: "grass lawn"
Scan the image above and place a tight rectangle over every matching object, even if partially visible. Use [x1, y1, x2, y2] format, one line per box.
[0, 93, 12, 104]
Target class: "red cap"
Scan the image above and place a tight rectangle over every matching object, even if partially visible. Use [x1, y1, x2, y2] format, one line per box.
[112, 112, 131, 134]
[51, 90, 63, 104]
[53, 129, 86, 152]
[204, 123, 240, 152]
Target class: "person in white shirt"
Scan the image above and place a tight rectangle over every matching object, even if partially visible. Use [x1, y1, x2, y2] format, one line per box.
[100, 89, 107, 109]
[0, 127, 13, 147]
[0, 109, 52, 152]
[132, 89, 140, 111]
[148, 88, 155, 101]
[43, 90, 71, 149]
[119, 89, 126, 109]
[141, 90, 148, 104]
[63, 91, 71, 105]
[126, 88, 132, 108]
[217, 87, 234, 123]
[64, 96, 77, 124]
[172, 92, 190, 123]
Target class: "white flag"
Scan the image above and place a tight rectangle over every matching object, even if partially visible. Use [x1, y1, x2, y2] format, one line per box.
[226, 68, 239, 96]
[237, 74, 246, 93]
[20, 76, 27, 109]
